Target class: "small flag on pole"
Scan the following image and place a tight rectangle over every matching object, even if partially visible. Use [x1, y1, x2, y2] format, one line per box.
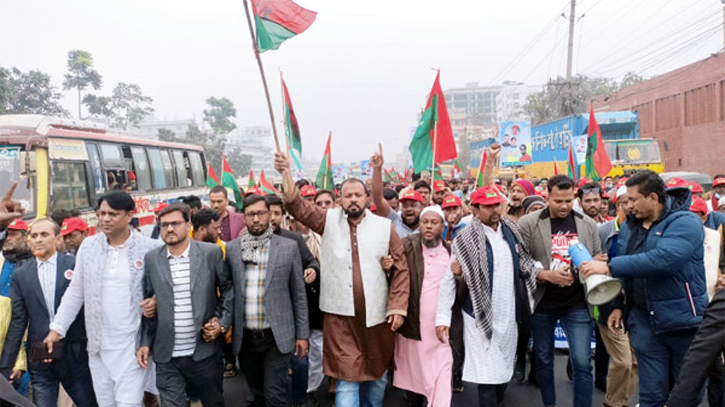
[248, 170, 257, 189]
[251, 0, 317, 52]
[259, 169, 281, 195]
[221, 156, 244, 206]
[207, 163, 220, 188]
[476, 150, 488, 187]
[316, 133, 334, 191]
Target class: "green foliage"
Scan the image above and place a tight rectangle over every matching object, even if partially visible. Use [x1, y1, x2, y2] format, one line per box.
[203, 97, 237, 135]
[226, 146, 253, 176]
[524, 73, 643, 125]
[156, 128, 176, 142]
[62, 50, 103, 118]
[83, 82, 154, 130]
[0, 66, 69, 117]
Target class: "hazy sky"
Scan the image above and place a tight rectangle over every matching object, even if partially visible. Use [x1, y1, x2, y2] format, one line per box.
[3, 0, 723, 163]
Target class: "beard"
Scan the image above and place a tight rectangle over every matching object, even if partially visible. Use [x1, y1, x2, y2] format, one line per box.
[344, 206, 364, 218]
[423, 236, 440, 248]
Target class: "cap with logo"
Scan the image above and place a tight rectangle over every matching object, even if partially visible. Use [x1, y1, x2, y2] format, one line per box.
[399, 190, 424, 203]
[244, 187, 265, 197]
[432, 180, 447, 192]
[153, 202, 170, 213]
[60, 217, 89, 236]
[714, 177, 725, 188]
[7, 219, 28, 232]
[666, 177, 690, 189]
[471, 186, 507, 206]
[300, 185, 318, 197]
[441, 195, 462, 209]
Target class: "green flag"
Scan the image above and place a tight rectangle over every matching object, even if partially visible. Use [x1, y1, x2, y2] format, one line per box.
[222, 156, 243, 207]
[316, 133, 334, 190]
[408, 94, 438, 173]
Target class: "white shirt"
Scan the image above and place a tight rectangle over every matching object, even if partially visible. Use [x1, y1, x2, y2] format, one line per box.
[436, 223, 518, 384]
[36, 253, 58, 320]
[101, 234, 139, 348]
[167, 242, 195, 357]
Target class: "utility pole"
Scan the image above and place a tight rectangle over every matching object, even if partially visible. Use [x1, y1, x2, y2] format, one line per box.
[566, 0, 577, 81]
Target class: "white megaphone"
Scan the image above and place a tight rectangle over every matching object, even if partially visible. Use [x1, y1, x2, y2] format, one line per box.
[568, 242, 623, 306]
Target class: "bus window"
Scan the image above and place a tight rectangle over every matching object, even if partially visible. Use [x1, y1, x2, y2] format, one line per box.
[129, 147, 152, 191]
[171, 150, 188, 187]
[159, 150, 176, 188]
[100, 143, 123, 164]
[187, 152, 205, 186]
[0, 146, 33, 215]
[147, 148, 168, 189]
[85, 143, 106, 194]
[51, 161, 90, 211]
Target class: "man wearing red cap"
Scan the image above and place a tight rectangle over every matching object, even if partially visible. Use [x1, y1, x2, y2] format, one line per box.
[519, 174, 603, 407]
[441, 195, 466, 246]
[436, 186, 541, 407]
[709, 175, 725, 212]
[431, 180, 448, 206]
[60, 218, 89, 255]
[371, 145, 422, 238]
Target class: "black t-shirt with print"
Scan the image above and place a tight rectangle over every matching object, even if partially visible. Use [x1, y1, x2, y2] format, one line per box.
[537, 213, 587, 313]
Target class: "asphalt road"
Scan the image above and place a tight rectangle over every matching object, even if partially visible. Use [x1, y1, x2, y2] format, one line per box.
[222, 352, 614, 407]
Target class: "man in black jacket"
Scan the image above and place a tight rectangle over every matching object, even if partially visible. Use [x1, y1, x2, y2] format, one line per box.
[0, 219, 96, 407]
[267, 194, 320, 407]
[666, 288, 725, 407]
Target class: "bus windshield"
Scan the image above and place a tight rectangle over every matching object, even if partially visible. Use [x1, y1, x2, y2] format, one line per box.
[0, 146, 33, 215]
[604, 140, 662, 165]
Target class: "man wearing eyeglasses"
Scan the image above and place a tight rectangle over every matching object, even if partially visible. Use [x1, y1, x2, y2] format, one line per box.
[136, 203, 232, 406]
[225, 194, 309, 407]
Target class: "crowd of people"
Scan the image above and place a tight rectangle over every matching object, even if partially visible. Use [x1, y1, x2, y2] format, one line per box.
[0, 142, 725, 407]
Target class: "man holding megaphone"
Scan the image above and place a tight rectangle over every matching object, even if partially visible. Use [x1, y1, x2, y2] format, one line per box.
[580, 170, 708, 407]
[519, 175, 604, 407]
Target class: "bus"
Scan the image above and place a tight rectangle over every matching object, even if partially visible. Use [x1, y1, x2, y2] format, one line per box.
[0, 115, 209, 233]
[603, 138, 664, 176]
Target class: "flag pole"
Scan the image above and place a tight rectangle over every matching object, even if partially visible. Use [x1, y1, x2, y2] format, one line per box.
[242, 0, 282, 153]
[431, 120, 438, 180]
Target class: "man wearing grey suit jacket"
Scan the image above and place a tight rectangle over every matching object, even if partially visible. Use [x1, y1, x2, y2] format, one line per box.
[137, 203, 233, 407]
[518, 175, 602, 407]
[225, 194, 309, 407]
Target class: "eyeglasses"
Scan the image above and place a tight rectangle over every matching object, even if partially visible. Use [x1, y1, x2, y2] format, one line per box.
[245, 211, 269, 219]
[581, 187, 601, 196]
[160, 221, 185, 229]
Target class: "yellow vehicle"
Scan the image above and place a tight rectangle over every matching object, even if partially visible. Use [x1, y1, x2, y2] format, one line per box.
[0, 115, 208, 232]
[603, 138, 664, 176]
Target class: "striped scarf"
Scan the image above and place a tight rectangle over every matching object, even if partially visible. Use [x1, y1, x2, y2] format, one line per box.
[452, 216, 539, 349]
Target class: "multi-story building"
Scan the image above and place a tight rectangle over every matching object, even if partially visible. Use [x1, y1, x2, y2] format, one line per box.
[496, 82, 542, 122]
[444, 82, 503, 126]
[225, 126, 275, 174]
[133, 116, 198, 140]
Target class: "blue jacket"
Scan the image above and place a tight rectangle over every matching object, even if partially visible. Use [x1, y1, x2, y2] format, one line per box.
[704, 211, 725, 232]
[610, 187, 707, 334]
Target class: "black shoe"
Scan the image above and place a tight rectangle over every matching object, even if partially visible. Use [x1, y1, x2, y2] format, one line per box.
[528, 371, 538, 387]
[513, 359, 526, 382]
[595, 380, 607, 392]
[452, 378, 464, 393]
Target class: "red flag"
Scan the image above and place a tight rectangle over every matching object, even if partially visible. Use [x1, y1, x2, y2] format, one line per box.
[567, 143, 577, 180]
[585, 107, 613, 182]
[259, 170, 281, 195]
[553, 157, 559, 175]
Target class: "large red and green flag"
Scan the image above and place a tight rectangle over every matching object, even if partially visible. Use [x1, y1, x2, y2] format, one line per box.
[251, 0, 317, 52]
[316, 133, 334, 190]
[476, 150, 488, 187]
[259, 169, 281, 195]
[248, 170, 257, 189]
[567, 143, 577, 180]
[207, 162, 220, 188]
[221, 156, 244, 206]
[408, 72, 457, 173]
[281, 75, 302, 153]
[585, 107, 613, 182]
[383, 168, 393, 182]
[433, 166, 444, 181]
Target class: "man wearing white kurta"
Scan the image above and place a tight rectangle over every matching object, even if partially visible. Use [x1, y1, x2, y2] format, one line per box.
[436, 186, 540, 407]
[44, 192, 161, 407]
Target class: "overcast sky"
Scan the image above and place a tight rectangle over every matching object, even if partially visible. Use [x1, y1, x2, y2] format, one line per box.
[3, 0, 723, 163]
